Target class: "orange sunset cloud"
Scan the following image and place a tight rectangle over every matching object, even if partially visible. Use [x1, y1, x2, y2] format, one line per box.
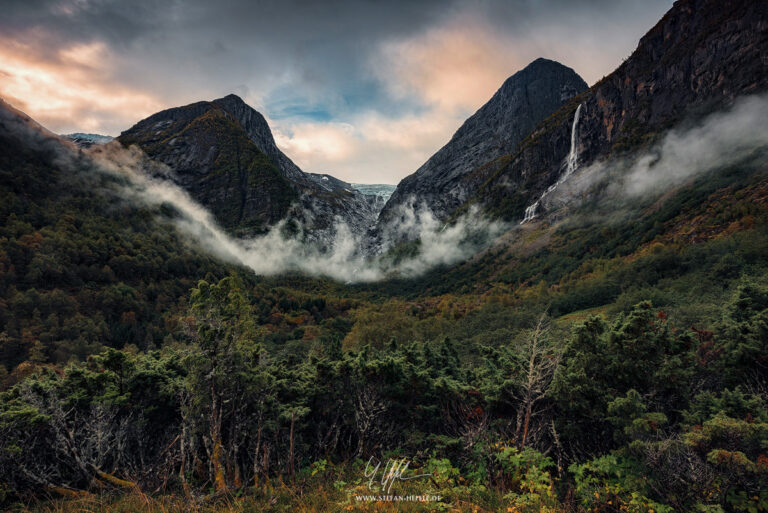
[0, 35, 162, 135]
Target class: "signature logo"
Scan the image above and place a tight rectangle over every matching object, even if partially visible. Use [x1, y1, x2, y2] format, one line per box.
[364, 456, 432, 493]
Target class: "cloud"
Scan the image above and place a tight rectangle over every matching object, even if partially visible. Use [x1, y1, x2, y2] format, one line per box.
[273, 122, 357, 166]
[272, 109, 459, 184]
[0, 35, 164, 135]
[622, 95, 768, 196]
[84, 140, 503, 282]
[372, 0, 674, 115]
[76, 93, 768, 284]
[375, 14, 528, 114]
[1, 0, 673, 182]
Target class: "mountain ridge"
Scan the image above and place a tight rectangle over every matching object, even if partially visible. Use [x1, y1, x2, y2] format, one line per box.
[3, 3, 768, 508]
[467, 0, 768, 223]
[118, 95, 383, 238]
[378, 58, 588, 226]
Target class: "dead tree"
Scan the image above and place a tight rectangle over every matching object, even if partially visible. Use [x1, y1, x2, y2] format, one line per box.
[354, 383, 388, 457]
[514, 313, 561, 451]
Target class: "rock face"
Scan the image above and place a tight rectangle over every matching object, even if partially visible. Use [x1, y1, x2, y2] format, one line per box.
[576, 0, 768, 165]
[378, 58, 588, 224]
[471, 0, 768, 222]
[208, 94, 305, 182]
[118, 95, 381, 238]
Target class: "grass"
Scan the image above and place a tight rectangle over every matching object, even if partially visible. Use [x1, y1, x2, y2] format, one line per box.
[554, 305, 610, 327]
[14, 482, 503, 513]
[9, 460, 513, 513]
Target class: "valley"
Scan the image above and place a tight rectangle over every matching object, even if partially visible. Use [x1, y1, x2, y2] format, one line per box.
[0, 0, 767, 511]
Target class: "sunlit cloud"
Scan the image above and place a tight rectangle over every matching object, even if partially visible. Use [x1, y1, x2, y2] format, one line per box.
[0, 34, 163, 135]
[274, 121, 357, 164]
[375, 14, 527, 114]
[272, 109, 459, 184]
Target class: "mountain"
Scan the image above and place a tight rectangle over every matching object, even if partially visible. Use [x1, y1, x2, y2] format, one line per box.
[468, 0, 768, 223]
[378, 58, 588, 225]
[0, 98, 234, 368]
[118, 94, 381, 238]
[63, 133, 114, 148]
[3, 1, 768, 510]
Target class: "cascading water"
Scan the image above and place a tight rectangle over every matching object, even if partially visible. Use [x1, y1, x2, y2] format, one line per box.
[520, 103, 583, 224]
[563, 103, 583, 179]
[522, 201, 540, 223]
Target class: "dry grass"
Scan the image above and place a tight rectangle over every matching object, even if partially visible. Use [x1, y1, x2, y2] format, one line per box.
[12, 482, 500, 513]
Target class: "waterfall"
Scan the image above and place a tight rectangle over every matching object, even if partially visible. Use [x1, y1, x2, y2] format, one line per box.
[564, 103, 583, 177]
[521, 201, 539, 223]
[520, 103, 582, 224]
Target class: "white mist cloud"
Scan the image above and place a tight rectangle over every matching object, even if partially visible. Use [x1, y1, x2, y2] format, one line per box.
[622, 95, 768, 197]
[542, 94, 768, 215]
[86, 142, 504, 283]
[81, 94, 768, 284]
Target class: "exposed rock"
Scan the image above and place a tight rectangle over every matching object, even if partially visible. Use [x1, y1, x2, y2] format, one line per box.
[378, 58, 588, 225]
[211, 94, 305, 182]
[118, 95, 381, 239]
[472, 0, 768, 222]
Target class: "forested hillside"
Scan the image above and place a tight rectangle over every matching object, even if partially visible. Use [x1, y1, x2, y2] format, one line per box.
[2, 108, 767, 510]
[0, 100, 239, 374]
[2, 276, 767, 511]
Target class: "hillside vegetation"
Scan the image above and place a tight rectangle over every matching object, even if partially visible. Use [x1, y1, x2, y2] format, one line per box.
[2, 134, 768, 511]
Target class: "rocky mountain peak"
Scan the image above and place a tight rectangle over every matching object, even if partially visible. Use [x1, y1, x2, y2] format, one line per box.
[211, 94, 304, 181]
[377, 58, 588, 226]
[118, 96, 384, 239]
[467, 0, 768, 224]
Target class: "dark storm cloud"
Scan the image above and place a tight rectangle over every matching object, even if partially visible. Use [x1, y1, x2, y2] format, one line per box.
[0, 0, 446, 64]
[0, 0, 165, 52]
[0, 0, 668, 45]
[0, 0, 671, 85]
[0, 0, 673, 106]
[0, 0, 461, 118]
[0, 0, 673, 182]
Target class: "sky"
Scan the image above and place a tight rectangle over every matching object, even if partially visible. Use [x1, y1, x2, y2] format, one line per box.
[0, 0, 673, 184]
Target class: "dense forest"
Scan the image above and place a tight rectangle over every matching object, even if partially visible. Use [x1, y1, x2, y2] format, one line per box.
[1, 275, 767, 512]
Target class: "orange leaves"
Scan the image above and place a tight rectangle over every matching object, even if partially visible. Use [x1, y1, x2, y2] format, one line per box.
[467, 405, 485, 421]
[19, 231, 43, 249]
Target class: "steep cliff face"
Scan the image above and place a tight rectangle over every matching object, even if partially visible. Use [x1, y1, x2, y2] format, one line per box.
[118, 100, 298, 235]
[472, 0, 768, 222]
[378, 58, 587, 224]
[118, 95, 381, 238]
[210, 94, 305, 182]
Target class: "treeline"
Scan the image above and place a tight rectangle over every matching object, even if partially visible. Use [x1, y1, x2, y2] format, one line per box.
[1, 276, 766, 511]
